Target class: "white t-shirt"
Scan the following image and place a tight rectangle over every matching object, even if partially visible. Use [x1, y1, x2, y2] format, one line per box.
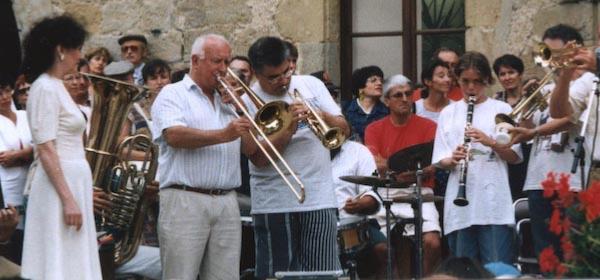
[0, 110, 32, 207]
[567, 72, 599, 160]
[523, 82, 583, 192]
[432, 98, 522, 235]
[414, 99, 452, 123]
[243, 75, 341, 214]
[332, 141, 381, 219]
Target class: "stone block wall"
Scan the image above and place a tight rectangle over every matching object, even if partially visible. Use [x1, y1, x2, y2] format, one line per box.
[466, 0, 599, 91]
[12, 0, 599, 87]
[13, 0, 341, 79]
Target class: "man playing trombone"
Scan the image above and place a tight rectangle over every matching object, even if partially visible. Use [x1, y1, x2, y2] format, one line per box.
[151, 33, 257, 279]
[243, 36, 349, 279]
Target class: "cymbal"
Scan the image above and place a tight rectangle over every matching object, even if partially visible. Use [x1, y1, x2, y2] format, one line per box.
[391, 193, 444, 203]
[388, 142, 434, 173]
[339, 175, 408, 188]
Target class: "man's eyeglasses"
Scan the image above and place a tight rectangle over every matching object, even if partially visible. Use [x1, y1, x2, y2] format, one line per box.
[121, 45, 140, 53]
[63, 74, 89, 84]
[265, 68, 294, 85]
[388, 91, 412, 99]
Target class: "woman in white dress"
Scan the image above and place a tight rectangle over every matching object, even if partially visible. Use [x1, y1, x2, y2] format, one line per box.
[0, 75, 33, 265]
[20, 15, 101, 279]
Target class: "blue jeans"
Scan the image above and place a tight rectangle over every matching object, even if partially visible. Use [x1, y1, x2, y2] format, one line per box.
[527, 190, 561, 257]
[447, 225, 514, 264]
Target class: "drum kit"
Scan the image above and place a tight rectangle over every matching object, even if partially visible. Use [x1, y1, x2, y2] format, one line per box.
[339, 141, 443, 280]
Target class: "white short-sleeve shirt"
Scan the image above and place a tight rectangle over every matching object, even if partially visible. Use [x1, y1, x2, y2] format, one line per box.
[332, 141, 381, 219]
[432, 98, 522, 234]
[0, 110, 32, 207]
[151, 74, 241, 189]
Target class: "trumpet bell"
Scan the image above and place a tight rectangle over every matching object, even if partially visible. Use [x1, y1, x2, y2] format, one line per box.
[322, 127, 345, 149]
[256, 101, 292, 135]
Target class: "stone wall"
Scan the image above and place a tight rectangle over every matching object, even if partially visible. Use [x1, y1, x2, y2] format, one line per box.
[12, 0, 599, 86]
[12, 0, 340, 79]
[466, 0, 599, 91]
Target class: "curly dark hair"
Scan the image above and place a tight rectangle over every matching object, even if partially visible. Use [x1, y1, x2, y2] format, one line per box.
[21, 15, 87, 82]
[142, 59, 171, 82]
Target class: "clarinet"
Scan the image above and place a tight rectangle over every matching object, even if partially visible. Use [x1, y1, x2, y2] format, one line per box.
[454, 95, 476, 206]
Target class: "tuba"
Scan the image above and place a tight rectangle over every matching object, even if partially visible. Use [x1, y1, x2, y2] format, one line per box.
[83, 72, 158, 266]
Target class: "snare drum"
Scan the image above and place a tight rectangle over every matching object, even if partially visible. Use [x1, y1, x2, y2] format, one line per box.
[337, 217, 370, 255]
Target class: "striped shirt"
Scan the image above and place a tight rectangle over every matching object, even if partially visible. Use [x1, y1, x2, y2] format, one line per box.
[151, 74, 241, 189]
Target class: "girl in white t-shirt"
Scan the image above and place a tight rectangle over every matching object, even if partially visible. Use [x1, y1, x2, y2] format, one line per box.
[432, 51, 523, 265]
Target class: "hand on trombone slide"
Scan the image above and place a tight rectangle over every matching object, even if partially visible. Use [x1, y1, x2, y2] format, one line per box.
[223, 117, 254, 142]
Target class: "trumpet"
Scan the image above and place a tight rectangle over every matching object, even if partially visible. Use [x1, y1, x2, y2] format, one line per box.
[216, 69, 306, 203]
[533, 42, 593, 69]
[493, 42, 589, 144]
[290, 89, 346, 149]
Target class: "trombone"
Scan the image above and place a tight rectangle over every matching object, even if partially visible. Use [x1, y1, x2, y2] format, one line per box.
[290, 89, 346, 149]
[216, 69, 306, 203]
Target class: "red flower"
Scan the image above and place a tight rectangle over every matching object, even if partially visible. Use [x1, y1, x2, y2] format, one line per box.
[578, 182, 600, 223]
[556, 264, 568, 277]
[549, 208, 562, 235]
[539, 247, 561, 273]
[561, 235, 575, 261]
[557, 173, 575, 207]
[562, 217, 571, 238]
[542, 172, 557, 198]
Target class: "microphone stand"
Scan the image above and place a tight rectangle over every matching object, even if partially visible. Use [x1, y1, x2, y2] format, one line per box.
[571, 78, 599, 189]
[371, 170, 395, 280]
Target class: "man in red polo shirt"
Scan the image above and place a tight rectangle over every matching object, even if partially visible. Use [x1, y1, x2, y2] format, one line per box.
[365, 74, 441, 276]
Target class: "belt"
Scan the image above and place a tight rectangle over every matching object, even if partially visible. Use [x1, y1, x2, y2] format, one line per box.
[167, 184, 233, 195]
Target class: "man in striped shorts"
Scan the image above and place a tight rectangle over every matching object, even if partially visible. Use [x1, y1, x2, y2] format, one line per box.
[244, 36, 350, 279]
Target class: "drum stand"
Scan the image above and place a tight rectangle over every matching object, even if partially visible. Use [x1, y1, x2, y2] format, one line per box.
[375, 163, 426, 280]
[371, 178, 395, 280]
[412, 162, 425, 279]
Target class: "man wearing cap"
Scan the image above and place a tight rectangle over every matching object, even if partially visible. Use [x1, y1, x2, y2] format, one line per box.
[118, 35, 148, 85]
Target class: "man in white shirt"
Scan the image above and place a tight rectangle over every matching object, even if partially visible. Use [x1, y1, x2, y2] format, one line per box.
[511, 24, 591, 258]
[244, 36, 349, 279]
[151, 33, 256, 279]
[331, 140, 387, 278]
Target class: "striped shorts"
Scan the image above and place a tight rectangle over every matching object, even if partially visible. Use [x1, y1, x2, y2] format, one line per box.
[253, 208, 341, 279]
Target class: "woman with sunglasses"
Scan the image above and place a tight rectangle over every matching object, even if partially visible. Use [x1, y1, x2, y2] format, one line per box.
[344, 65, 389, 142]
[12, 74, 30, 110]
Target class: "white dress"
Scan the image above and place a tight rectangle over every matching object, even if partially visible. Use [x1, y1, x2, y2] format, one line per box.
[21, 74, 101, 279]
